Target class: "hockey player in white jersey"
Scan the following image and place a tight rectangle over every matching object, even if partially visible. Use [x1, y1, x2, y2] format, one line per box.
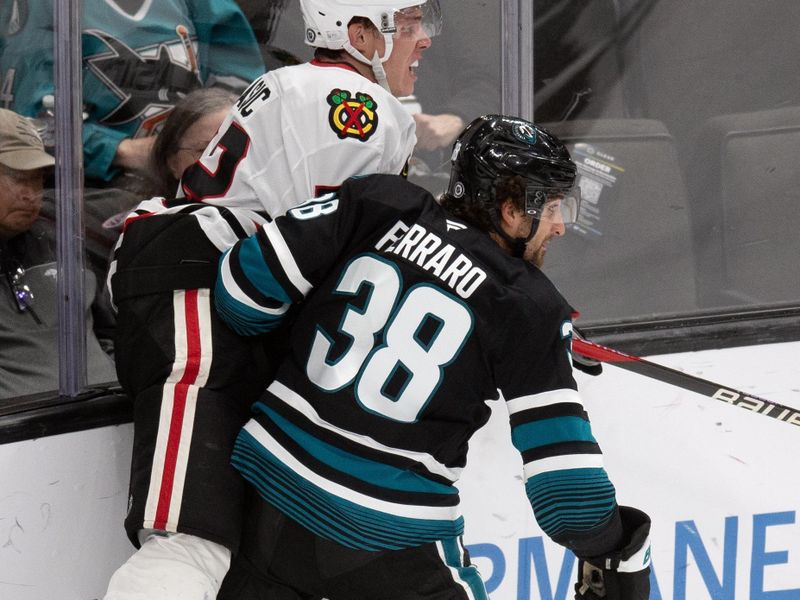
[139, 0, 443, 217]
[104, 2, 442, 599]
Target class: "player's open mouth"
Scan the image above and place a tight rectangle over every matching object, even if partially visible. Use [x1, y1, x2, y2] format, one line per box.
[408, 60, 419, 81]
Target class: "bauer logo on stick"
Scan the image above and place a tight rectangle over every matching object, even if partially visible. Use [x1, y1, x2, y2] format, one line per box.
[712, 388, 800, 425]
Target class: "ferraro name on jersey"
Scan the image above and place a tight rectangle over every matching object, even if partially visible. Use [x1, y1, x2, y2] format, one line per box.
[217, 174, 619, 553]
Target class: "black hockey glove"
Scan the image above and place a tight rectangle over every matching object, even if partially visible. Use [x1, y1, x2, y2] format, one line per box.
[572, 326, 603, 376]
[574, 506, 651, 600]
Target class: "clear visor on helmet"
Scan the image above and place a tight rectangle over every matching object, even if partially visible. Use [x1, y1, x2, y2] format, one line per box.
[525, 185, 581, 224]
[391, 0, 443, 40]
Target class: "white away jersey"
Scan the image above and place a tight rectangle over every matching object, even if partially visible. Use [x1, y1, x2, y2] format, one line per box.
[179, 60, 417, 218]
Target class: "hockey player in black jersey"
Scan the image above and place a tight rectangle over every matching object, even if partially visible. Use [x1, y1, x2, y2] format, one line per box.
[214, 115, 652, 600]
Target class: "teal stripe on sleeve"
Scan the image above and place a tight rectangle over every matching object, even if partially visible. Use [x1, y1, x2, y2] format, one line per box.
[511, 416, 596, 453]
[237, 235, 293, 303]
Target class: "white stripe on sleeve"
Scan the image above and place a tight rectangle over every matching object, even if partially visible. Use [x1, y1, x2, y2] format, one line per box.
[506, 388, 584, 416]
[263, 221, 313, 296]
[522, 453, 605, 479]
[219, 250, 291, 316]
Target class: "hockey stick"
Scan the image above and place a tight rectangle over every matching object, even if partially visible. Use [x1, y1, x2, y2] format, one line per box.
[572, 337, 800, 428]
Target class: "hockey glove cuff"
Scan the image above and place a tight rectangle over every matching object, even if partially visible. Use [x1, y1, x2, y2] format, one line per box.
[574, 506, 651, 600]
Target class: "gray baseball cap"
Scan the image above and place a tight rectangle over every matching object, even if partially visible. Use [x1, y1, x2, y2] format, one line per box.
[0, 108, 55, 171]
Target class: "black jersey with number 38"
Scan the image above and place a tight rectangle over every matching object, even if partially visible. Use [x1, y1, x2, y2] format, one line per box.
[216, 174, 620, 553]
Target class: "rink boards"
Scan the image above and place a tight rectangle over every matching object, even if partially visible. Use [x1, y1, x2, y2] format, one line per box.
[1, 341, 798, 600]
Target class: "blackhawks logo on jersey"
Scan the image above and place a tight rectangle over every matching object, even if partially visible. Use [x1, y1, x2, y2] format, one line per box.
[327, 89, 379, 142]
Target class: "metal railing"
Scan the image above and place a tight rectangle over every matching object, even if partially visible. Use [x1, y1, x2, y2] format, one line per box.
[53, 0, 87, 397]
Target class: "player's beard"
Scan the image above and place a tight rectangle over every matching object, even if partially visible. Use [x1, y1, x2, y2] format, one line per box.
[531, 246, 547, 268]
[524, 225, 550, 268]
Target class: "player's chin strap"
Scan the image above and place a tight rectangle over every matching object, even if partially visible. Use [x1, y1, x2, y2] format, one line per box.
[343, 35, 394, 93]
[491, 212, 539, 258]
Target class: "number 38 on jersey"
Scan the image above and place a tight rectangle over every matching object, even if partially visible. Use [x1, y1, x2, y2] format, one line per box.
[306, 254, 474, 423]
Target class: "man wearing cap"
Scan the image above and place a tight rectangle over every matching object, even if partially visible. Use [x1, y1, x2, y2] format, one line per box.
[0, 107, 117, 399]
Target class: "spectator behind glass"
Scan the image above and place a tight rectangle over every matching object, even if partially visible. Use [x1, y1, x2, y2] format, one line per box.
[0, 108, 116, 400]
[0, 0, 264, 190]
[148, 87, 238, 198]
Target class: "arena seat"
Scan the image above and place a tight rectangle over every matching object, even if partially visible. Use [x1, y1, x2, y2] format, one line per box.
[540, 118, 696, 323]
[687, 107, 800, 308]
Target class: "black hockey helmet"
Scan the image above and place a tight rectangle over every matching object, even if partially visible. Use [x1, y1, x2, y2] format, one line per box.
[446, 115, 580, 226]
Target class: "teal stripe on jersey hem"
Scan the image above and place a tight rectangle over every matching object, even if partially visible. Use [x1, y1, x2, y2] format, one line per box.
[233, 443, 463, 550]
[234, 448, 456, 542]
[511, 416, 597, 452]
[236, 453, 384, 548]
[262, 405, 456, 496]
[232, 429, 464, 551]
[234, 432, 457, 534]
[237, 235, 292, 303]
[236, 456, 447, 550]
[234, 429, 464, 533]
[439, 537, 489, 599]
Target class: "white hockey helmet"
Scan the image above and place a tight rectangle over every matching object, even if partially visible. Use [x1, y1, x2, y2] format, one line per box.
[300, 0, 442, 91]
